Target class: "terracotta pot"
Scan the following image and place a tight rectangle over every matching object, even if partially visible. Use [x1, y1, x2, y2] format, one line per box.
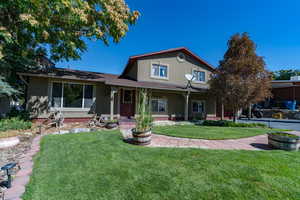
[132, 129, 151, 145]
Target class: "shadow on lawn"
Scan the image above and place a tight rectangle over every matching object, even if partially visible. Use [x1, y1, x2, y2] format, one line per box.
[250, 143, 274, 150]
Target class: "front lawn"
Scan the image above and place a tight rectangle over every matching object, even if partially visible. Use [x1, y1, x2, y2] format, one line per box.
[152, 125, 279, 140]
[23, 131, 300, 200]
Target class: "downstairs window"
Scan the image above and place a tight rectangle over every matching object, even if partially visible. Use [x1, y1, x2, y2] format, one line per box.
[192, 101, 205, 113]
[51, 82, 95, 109]
[151, 98, 167, 113]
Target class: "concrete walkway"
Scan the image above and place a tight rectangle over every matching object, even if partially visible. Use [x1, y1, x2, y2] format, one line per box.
[3, 135, 42, 200]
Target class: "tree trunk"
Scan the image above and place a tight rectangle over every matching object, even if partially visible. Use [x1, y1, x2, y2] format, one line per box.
[248, 103, 251, 120]
[232, 108, 238, 123]
[221, 103, 224, 120]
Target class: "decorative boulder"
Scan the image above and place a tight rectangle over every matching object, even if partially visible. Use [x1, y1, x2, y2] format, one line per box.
[69, 128, 91, 134]
[105, 122, 118, 129]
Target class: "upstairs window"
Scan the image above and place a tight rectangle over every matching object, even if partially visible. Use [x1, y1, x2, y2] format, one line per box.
[151, 63, 168, 79]
[193, 70, 205, 82]
[51, 82, 94, 109]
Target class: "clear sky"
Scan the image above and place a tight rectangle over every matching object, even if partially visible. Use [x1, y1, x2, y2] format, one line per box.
[57, 0, 300, 74]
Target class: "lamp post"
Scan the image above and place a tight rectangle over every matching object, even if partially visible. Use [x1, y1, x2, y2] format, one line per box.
[184, 74, 195, 121]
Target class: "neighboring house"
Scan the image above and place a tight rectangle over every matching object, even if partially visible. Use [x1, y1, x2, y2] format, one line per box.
[18, 47, 217, 122]
[270, 76, 300, 109]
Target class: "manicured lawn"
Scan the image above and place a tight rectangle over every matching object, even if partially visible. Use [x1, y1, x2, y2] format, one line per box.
[152, 125, 280, 140]
[23, 130, 300, 200]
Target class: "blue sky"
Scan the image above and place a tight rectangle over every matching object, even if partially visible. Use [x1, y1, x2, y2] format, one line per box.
[57, 0, 300, 74]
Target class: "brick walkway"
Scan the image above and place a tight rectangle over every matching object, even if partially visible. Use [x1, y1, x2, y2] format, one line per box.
[149, 134, 270, 150]
[121, 127, 300, 150]
[4, 135, 42, 200]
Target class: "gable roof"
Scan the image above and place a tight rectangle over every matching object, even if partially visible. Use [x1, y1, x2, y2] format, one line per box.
[121, 47, 215, 77]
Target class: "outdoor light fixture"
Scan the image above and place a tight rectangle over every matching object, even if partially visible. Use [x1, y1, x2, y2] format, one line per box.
[1, 163, 17, 188]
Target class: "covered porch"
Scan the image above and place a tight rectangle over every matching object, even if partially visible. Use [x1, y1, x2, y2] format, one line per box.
[107, 85, 216, 121]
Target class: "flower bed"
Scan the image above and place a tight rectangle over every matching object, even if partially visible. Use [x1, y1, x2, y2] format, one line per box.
[202, 120, 266, 128]
[0, 118, 32, 137]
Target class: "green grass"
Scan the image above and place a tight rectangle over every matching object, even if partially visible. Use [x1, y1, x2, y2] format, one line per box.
[23, 130, 300, 200]
[152, 125, 281, 140]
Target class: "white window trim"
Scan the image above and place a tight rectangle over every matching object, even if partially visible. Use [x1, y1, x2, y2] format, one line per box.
[151, 98, 168, 113]
[49, 81, 96, 111]
[192, 100, 205, 113]
[150, 62, 169, 80]
[192, 69, 206, 83]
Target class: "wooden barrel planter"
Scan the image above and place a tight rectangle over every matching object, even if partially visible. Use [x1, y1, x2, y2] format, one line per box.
[268, 132, 300, 151]
[132, 129, 151, 145]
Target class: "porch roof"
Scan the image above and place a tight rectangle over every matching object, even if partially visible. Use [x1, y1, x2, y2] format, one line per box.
[18, 67, 208, 92]
[105, 78, 208, 92]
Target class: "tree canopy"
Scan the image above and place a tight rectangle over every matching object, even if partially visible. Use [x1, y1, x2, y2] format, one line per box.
[209, 33, 272, 121]
[0, 0, 139, 96]
[272, 69, 300, 80]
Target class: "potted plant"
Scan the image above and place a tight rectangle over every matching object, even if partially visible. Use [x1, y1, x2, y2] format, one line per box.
[268, 132, 300, 151]
[132, 89, 153, 145]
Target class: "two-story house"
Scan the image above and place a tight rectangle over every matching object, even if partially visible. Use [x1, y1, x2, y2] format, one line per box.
[18, 47, 217, 122]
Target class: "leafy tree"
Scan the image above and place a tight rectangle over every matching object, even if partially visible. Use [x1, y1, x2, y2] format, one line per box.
[209, 33, 272, 122]
[0, 0, 139, 95]
[0, 76, 19, 97]
[272, 69, 300, 80]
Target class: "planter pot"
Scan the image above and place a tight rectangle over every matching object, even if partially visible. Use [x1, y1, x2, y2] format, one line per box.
[105, 122, 118, 129]
[268, 133, 300, 151]
[132, 129, 151, 145]
[0, 136, 20, 149]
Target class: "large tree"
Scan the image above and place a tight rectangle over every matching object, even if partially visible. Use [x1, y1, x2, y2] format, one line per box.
[209, 33, 272, 121]
[0, 0, 139, 96]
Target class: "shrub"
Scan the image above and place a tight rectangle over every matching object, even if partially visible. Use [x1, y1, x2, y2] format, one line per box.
[202, 120, 267, 128]
[268, 132, 299, 139]
[0, 117, 32, 132]
[7, 107, 30, 121]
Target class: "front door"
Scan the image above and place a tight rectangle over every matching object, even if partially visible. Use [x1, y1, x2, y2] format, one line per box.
[120, 89, 135, 117]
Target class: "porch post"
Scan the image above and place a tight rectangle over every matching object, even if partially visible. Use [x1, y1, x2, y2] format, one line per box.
[184, 92, 190, 121]
[110, 87, 118, 120]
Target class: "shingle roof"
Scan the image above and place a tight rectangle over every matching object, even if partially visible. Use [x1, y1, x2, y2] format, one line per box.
[18, 67, 208, 92]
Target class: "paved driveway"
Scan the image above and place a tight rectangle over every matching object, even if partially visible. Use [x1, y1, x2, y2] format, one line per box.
[238, 119, 300, 131]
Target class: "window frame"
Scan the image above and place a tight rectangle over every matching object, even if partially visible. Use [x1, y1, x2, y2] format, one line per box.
[192, 100, 205, 113]
[151, 98, 168, 113]
[49, 81, 96, 111]
[192, 70, 206, 83]
[150, 62, 169, 80]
